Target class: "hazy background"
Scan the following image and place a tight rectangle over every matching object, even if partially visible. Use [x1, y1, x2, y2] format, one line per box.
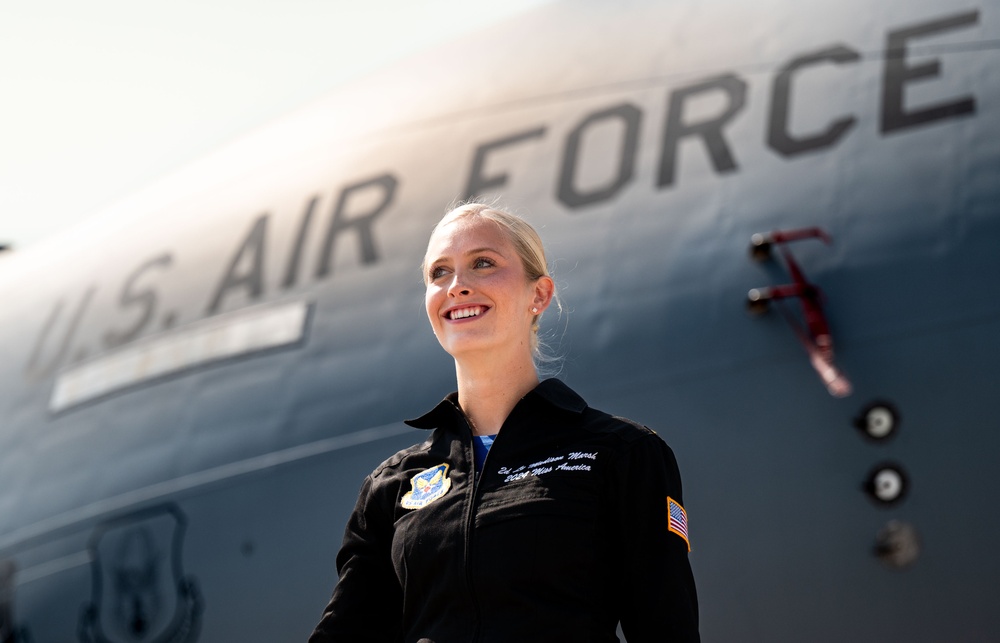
[0, 0, 551, 251]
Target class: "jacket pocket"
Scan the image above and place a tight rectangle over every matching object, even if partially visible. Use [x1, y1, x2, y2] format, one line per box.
[472, 481, 601, 610]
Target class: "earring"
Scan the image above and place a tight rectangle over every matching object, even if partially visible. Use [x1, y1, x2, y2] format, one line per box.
[531, 307, 539, 314]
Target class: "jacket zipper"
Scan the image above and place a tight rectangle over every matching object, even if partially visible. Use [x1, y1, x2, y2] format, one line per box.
[459, 400, 513, 643]
[463, 417, 483, 643]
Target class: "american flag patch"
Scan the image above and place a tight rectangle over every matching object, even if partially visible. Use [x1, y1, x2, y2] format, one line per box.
[667, 496, 690, 551]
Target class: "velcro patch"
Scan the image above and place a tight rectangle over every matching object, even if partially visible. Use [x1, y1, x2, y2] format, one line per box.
[401, 464, 452, 510]
[667, 496, 690, 551]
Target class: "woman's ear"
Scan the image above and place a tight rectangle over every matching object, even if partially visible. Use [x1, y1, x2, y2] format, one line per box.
[532, 276, 555, 313]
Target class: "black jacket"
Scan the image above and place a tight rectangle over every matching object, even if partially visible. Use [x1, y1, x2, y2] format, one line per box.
[309, 379, 699, 642]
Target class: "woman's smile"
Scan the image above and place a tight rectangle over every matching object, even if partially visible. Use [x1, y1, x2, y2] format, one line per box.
[445, 305, 491, 321]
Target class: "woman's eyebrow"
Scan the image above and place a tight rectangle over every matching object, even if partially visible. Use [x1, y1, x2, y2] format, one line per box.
[464, 246, 501, 256]
[427, 246, 502, 266]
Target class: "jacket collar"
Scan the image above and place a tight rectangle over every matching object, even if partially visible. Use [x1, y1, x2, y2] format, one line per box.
[404, 378, 587, 430]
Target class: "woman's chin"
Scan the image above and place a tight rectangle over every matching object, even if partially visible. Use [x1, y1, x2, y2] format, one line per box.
[439, 335, 506, 361]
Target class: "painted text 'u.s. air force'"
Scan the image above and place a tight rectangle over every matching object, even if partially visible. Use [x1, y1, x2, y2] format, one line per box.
[25, 11, 981, 383]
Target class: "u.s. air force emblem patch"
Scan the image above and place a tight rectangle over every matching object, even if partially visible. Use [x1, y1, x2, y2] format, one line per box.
[401, 464, 451, 510]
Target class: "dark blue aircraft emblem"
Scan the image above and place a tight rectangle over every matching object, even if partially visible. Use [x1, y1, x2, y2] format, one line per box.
[79, 505, 202, 643]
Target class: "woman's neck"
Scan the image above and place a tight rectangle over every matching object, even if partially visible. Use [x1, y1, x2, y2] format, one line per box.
[454, 353, 539, 436]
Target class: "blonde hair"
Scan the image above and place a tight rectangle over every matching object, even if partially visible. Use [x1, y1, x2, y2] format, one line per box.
[423, 203, 560, 367]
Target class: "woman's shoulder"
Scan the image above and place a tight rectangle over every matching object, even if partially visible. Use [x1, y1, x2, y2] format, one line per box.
[536, 379, 664, 443]
[579, 404, 667, 447]
[368, 438, 429, 477]
[366, 428, 458, 481]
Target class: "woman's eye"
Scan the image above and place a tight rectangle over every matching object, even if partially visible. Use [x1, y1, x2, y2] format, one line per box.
[429, 266, 448, 280]
[473, 257, 494, 269]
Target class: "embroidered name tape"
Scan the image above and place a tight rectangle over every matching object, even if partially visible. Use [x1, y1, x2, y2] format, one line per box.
[496, 450, 598, 484]
[401, 464, 452, 510]
[667, 496, 690, 552]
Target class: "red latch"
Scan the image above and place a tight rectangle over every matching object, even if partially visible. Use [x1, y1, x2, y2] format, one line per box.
[747, 228, 851, 397]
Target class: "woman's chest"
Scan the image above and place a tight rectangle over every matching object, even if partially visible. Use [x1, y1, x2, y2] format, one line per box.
[389, 442, 614, 587]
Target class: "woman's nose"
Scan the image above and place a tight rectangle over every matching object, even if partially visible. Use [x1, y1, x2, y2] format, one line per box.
[448, 274, 472, 297]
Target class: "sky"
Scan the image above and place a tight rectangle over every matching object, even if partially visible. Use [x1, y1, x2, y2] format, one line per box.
[0, 0, 551, 251]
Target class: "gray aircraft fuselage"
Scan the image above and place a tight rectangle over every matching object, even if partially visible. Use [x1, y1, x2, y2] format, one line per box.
[1, 1, 998, 641]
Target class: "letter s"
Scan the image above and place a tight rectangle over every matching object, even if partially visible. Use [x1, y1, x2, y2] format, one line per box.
[105, 253, 172, 349]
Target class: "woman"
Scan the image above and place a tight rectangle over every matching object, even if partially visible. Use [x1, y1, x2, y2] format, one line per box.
[309, 203, 699, 642]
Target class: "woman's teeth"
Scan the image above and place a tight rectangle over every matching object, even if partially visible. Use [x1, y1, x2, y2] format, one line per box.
[450, 306, 482, 319]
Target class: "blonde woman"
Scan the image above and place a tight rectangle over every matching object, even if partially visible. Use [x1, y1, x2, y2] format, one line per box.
[310, 203, 699, 642]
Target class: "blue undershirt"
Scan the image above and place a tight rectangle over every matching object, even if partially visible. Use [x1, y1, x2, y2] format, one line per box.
[472, 434, 498, 472]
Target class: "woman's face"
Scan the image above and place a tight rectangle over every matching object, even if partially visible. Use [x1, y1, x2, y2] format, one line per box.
[423, 217, 549, 360]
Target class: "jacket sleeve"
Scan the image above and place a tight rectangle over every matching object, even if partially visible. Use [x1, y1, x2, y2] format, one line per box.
[613, 432, 700, 642]
[308, 473, 403, 643]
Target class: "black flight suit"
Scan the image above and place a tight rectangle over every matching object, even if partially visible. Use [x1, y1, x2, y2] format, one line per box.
[309, 378, 699, 642]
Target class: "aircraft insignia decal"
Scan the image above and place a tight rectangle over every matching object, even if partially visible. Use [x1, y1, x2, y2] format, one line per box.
[78, 504, 203, 643]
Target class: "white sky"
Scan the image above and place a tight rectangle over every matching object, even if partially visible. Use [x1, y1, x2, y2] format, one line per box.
[0, 0, 551, 250]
